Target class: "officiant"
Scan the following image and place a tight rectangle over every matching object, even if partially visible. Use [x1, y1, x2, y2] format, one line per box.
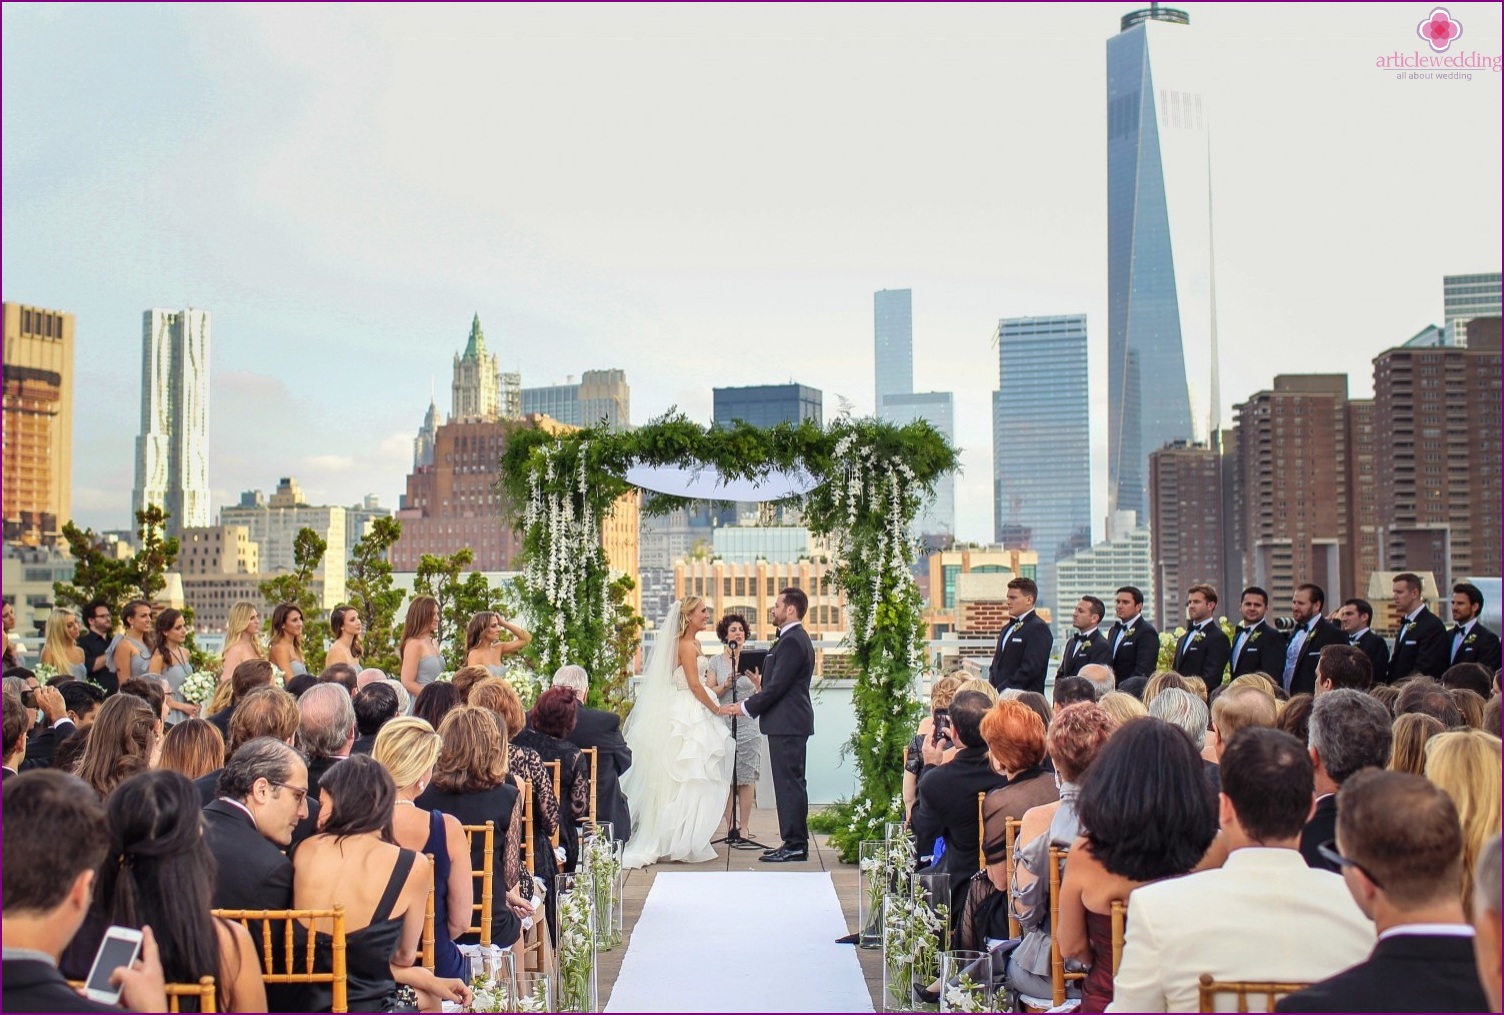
[706, 613, 763, 842]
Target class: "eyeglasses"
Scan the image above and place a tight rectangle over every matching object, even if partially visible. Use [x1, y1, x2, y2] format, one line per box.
[270, 782, 309, 806]
[1316, 839, 1383, 889]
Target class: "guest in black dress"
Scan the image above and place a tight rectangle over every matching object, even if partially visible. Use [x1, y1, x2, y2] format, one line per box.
[518, 686, 591, 872]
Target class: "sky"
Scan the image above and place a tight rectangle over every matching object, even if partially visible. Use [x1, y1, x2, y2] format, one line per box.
[4, 2, 1501, 545]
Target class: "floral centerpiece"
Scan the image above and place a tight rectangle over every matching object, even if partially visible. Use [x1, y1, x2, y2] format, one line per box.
[468, 969, 548, 1013]
[580, 833, 623, 951]
[555, 874, 597, 1012]
[941, 971, 990, 1013]
[179, 670, 218, 709]
[882, 876, 947, 1012]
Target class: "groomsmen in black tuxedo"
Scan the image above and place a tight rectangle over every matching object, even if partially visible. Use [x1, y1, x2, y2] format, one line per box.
[1448, 582, 1503, 672]
[1171, 584, 1232, 684]
[1337, 598, 1390, 681]
[1281, 583, 1345, 697]
[1387, 572, 1448, 682]
[1106, 586, 1158, 686]
[1056, 595, 1112, 680]
[989, 578, 1053, 694]
[1230, 586, 1287, 679]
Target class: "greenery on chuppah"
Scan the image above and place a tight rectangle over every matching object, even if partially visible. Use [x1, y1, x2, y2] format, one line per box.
[499, 411, 957, 860]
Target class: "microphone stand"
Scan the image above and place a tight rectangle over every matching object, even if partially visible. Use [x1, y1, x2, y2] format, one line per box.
[713, 640, 769, 851]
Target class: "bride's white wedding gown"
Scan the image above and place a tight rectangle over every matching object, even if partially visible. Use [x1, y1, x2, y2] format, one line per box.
[620, 656, 735, 869]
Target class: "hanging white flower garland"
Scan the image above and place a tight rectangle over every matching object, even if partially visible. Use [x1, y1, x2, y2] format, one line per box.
[522, 442, 610, 676]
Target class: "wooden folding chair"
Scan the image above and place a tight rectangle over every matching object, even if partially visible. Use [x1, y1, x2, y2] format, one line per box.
[71, 977, 217, 1013]
[1003, 816, 1024, 938]
[1197, 974, 1312, 1012]
[581, 746, 599, 827]
[1110, 899, 1126, 976]
[976, 791, 987, 872]
[211, 906, 347, 1013]
[544, 759, 563, 849]
[422, 853, 436, 970]
[1047, 846, 1087, 1007]
[461, 822, 496, 949]
[519, 777, 535, 875]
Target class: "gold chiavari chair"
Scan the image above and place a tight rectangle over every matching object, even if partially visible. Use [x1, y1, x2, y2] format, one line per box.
[460, 822, 497, 949]
[1003, 816, 1024, 939]
[211, 906, 347, 1013]
[1197, 974, 1312, 1013]
[1047, 846, 1087, 1007]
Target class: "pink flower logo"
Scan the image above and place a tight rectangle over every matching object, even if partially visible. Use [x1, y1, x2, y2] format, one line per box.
[1416, 7, 1463, 52]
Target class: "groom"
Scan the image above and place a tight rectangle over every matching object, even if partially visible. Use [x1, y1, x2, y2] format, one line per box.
[720, 586, 815, 863]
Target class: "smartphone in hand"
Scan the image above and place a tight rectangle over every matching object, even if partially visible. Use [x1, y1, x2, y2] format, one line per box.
[83, 925, 143, 1004]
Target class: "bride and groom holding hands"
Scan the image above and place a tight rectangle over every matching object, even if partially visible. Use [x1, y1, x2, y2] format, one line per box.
[620, 587, 815, 868]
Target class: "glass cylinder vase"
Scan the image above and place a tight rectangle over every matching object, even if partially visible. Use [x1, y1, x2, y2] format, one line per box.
[582, 835, 624, 951]
[553, 873, 598, 1013]
[506, 970, 553, 1013]
[910, 871, 951, 1008]
[938, 950, 992, 1013]
[881, 895, 916, 1013]
[859, 840, 887, 949]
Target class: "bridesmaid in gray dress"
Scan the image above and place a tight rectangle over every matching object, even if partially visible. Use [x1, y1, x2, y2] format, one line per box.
[40, 608, 88, 680]
[464, 610, 533, 677]
[706, 613, 762, 841]
[399, 595, 446, 698]
[149, 608, 201, 725]
[108, 599, 155, 688]
[268, 603, 311, 679]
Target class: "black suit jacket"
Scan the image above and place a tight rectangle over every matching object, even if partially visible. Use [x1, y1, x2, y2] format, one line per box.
[1172, 621, 1232, 684]
[1106, 618, 1159, 684]
[911, 744, 1010, 876]
[1275, 933, 1490, 1013]
[1351, 630, 1391, 685]
[989, 612, 1053, 694]
[199, 769, 320, 844]
[20, 717, 75, 771]
[1229, 622, 1286, 680]
[1056, 628, 1111, 680]
[1387, 607, 1448, 682]
[1449, 622, 1503, 671]
[567, 705, 632, 842]
[202, 798, 295, 911]
[744, 624, 815, 737]
[1286, 618, 1346, 696]
[1299, 793, 1338, 872]
[2, 958, 121, 1013]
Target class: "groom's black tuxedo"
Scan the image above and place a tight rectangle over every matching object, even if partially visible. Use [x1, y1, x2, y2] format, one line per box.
[744, 621, 815, 850]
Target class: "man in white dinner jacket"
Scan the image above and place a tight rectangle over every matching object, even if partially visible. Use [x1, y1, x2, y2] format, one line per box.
[1107, 727, 1373, 1012]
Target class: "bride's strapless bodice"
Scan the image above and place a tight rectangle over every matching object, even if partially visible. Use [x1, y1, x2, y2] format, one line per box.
[672, 657, 710, 690]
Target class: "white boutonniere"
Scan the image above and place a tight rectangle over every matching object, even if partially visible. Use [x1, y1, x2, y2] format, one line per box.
[1192, 630, 1206, 644]
[1465, 632, 1478, 646]
[1248, 629, 1262, 643]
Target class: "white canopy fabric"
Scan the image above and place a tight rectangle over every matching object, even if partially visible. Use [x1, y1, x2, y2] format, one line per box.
[622, 463, 818, 503]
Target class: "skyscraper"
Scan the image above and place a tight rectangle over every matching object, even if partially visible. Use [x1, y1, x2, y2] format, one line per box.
[520, 369, 630, 429]
[1148, 440, 1225, 627]
[1106, 5, 1215, 520]
[1443, 272, 1502, 347]
[3, 302, 74, 546]
[994, 315, 1091, 613]
[874, 288, 913, 411]
[452, 314, 500, 421]
[413, 397, 442, 470]
[879, 392, 956, 540]
[133, 308, 210, 536]
[712, 383, 822, 431]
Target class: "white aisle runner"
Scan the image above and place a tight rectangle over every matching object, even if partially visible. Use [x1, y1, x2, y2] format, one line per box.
[605, 872, 873, 1013]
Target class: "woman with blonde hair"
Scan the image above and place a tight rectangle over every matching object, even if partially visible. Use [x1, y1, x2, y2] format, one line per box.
[40, 608, 87, 679]
[463, 611, 532, 675]
[73, 693, 160, 799]
[1388, 712, 1445, 775]
[1425, 728, 1503, 914]
[324, 604, 364, 669]
[218, 602, 264, 681]
[267, 603, 309, 679]
[1096, 690, 1148, 725]
[374, 717, 476, 982]
[1142, 670, 1188, 705]
[955, 676, 999, 705]
[399, 596, 444, 698]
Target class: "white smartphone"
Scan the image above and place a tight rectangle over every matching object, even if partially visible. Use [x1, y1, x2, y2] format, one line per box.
[83, 925, 143, 1004]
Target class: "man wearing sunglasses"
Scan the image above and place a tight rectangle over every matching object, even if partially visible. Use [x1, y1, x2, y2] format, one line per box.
[1277, 770, 1490, 1013]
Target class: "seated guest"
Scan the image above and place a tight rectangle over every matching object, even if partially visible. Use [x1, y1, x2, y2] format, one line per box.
[316, 662, 359, 696]
[119, 675, 170, 734]
[1388, 712, 1445, 775]
[294, 755, 471, 1012]
[1060, 718, 1219, 1012]
[1440, 661, 1493, 700]
[1096, 690, 1146, 725]
[1449, 687, 1487, 729]
[519, 686, 592, 870]
[285, 673, 318, 699]
[1142, 670, 1188, 705]
[413, 681, 462, 731]
[3, 690, 29, 780]
[157, 717, 225, 781]
[1010, 690, 1053, 733]
[1302, 689, 1393, 871]
[373, 718, 475, 984]
[1314, 643, 1372, 694]
[1148, 687, 1216, 789]
[1473, 834, 1503, 1011]
[204, 737, 310, 912]
[449, 665, 493, 705]
[1424, 729, 1503, 916]
[1181, 675, 1208, 704]
[1075, 663, 1114, 701]
[19, 681, 73, 770]
[1106, 728, 1373, 1012]
[1000, 703, 1119, 1001]
[61, 771, 266, 1012]
[1367, 682, 1400, 715]
[416, 707, 526, 949]
[60, 678, 107, 728]
[1116, 675, 1149, 701]
[470, 677, 561, 897]
[1208, 684, 1277, 762]
[2, 770, 169, 1013]
[207, 659, 275, 739]
[73, 693, 159, 799]
[1395, 676, 1463, 727]
[196, 686, 302, 805]
[1485, 695, 1502, 738]
[552, 664, 633, 843]
[1276, 770, 1489, 1013]
[904, 674, 964, 821]
[1275, 691, 1314, 744]
[351, 682, 400, 756]
[297, 682, 356, 796]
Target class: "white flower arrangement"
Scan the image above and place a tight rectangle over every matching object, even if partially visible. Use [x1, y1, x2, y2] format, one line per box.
[32, 662, 59, 683]
[581, 833, 623, 951]
[269, 664, 285, 689]
[555, 876, 597, 1012]
[468, 971, 548, 1013]
[179, 670, 218, 708]
[941, 972, 989, 1013]
[434, 670, 456, 683]
[523, 443, 611, 679]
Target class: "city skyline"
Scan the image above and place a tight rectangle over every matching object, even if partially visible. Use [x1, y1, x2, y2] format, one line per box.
[3, 4, 1499, 541]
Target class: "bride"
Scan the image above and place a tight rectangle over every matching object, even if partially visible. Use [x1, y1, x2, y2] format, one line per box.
[620, 596, 735, 869]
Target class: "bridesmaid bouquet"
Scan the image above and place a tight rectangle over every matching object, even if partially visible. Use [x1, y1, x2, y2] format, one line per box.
[180, 670, 218, 708]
